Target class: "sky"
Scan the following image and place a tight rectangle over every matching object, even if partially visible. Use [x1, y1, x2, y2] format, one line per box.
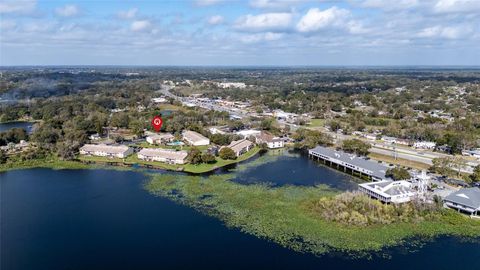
[0, 0, 479, 66]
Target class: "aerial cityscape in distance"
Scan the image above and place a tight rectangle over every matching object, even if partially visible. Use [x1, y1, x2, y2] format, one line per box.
[1, 1, 480, 270]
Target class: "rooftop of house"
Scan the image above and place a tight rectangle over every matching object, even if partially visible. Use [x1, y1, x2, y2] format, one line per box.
[148, 133, 174, 139]
[182, 130, 209, 142]
[227, 139, 253, 153]
[80, 144, 130, 154]
[360, 180, 415, 196]
[444, 187, 480, 210]
[138, 148, 188, 160]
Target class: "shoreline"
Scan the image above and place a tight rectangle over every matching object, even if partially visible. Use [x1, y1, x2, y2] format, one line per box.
[0, 147, 262, 174]
[1, 149, 479, 257]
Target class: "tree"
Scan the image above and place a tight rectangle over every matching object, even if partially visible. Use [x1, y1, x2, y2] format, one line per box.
[385, 167, 411, 180]
[201, 153, 216, 164]
[328, 120, 342, 132]
[56, 141, 80, 161]
[341, 139, 371, 156]
[430, 157, 455, 177]
[219, 147, 236, 160]
[470, 165, 480, 183]
[0, 150, 7, 164]
[187, 147, 203, 164]
[292, 128, 333, 149]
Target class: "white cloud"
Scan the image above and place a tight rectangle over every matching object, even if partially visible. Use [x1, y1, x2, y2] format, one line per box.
[361, 0, 419, 10]
[118, 8, 138, 20]
[208, 15, 224, 25]
[235, 12, 293, 32]
[195, 0, 223, 6]
[240, 32, 283, 43]
[417, 25, 472, 39]
[433, 0, 480, 13]
[55, 4, 79, 17]
[0, 19, 17, 31]
[131, 20, 151, 32]
[296, 7, 350, 33]
[249, 0, 307, 9]
[0, 0, 36, 14]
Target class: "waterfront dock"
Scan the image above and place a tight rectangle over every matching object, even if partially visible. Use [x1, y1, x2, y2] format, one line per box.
[308, 145, 388, 181]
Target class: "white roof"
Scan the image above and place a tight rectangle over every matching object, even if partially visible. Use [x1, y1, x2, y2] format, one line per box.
[138, 148, 188, 160]
[80, 144, 130, 154]
[182, 130, 209, 143]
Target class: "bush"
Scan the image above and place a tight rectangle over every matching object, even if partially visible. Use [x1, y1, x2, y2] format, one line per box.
[201, 153, 216, 164]
[219, 147, 236, 160]
[187, 147, 203, 164]
[385, 167, 411, 180]
[305, 192, 441, 226]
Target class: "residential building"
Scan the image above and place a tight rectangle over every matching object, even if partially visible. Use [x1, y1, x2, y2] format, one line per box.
[358, 180, 416, 204]
[381, 136, 397, 144]
[224, 139, 253, 157]
[152, 97, 167, 103]
[209, 127, 226, 135]
[146, 133, 175, 145]
[89, 133, 101, 141]
[79, 144, 133, 158]
[413, 141, 436, 149]
[256, 132, 284, 149]
[182, 130, 210, 146]
[236, 129, 261, 138]
[137, 148, 188, 164]
[364, 134, 378, 141]
[444, 187, 480, 216]
[462, 149, 480, 159]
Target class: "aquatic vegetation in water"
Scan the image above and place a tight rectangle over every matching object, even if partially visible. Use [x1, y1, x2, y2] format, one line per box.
[145, 162, 480, 257]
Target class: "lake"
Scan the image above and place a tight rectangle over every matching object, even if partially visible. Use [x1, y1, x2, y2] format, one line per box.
[232, 150, 358, 190]
[0, 121, 35, 134]
[2, 161, 480, 269]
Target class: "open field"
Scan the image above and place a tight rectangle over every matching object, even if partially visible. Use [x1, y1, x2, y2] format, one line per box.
[368, 152, 431, 170]
[307, 118, 326, 128]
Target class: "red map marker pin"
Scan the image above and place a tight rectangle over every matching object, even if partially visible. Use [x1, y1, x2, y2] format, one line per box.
[151, 115, 163, 132]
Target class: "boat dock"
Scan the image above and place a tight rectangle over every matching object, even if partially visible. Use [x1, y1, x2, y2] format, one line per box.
[308, 145, 389, 181]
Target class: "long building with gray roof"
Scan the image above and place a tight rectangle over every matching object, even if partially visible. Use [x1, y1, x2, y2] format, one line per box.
[308, 145, 389, 181]
[444, 187, 480, 216]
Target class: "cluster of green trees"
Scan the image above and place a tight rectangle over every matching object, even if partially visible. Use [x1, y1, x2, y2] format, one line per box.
[430, 157, 467, 178]
[292, 129, 333, 149]
[385, 167, 411, 180]
[219, 147, 236, 160]
[0, 128, 28, 146]
[186, 147, 216, 164]
[341, 139, 371, 156]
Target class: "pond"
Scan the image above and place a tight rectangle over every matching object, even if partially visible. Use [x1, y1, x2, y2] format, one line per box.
[0, 121, 35, 134]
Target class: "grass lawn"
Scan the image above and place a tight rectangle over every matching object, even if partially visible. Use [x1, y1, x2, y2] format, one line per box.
[368, 152, 431, 170]
[307, 118, 326, 128]
[182, 147, 261, 173]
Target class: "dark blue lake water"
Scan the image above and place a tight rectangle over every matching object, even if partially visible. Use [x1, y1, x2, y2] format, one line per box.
[2, 167, 480, 270]
[233, 151, 358, 190]
[0, 121, 35, 134]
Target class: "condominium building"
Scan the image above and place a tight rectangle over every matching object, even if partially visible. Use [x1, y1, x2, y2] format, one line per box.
[137, 148, 188, 164]
[182, 130, 210, 146]
[79, 144, 133, 159]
